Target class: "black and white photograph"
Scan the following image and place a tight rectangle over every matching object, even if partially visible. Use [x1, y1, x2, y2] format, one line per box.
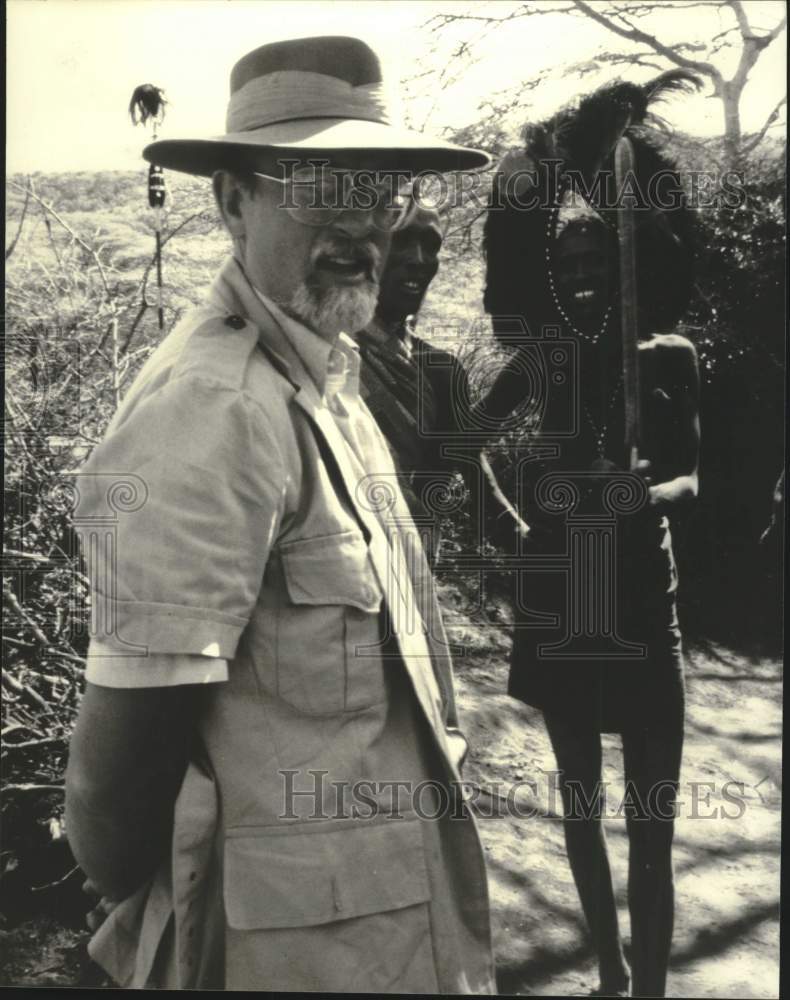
[3, 1, 785, 994]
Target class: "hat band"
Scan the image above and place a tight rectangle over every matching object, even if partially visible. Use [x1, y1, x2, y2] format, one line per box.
[226, 70, 393, 133]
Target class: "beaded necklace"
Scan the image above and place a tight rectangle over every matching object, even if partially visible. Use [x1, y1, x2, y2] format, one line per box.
[545, 182, 616, 345]
[583, 374, 623, 459]
[545, 182, 624, 459]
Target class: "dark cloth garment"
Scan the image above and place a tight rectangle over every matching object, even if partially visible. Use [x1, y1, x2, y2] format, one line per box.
[485, 332, 688, 733]
[356, 321, 441, 476]
[508, 517, 685, 733]
[356, 320, 484, 557]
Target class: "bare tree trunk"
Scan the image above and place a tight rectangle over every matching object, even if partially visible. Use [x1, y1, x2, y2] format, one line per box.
[721, 81, 743, 168]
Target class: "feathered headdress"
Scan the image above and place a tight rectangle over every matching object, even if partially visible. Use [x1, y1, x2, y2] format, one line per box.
[484, 70, 702, 341]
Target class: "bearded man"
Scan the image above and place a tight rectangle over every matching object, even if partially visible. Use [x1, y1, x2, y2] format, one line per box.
[65, 36, 494, 993]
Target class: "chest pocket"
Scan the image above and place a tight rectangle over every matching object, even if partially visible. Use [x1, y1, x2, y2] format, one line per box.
[255, 530, 387, 716]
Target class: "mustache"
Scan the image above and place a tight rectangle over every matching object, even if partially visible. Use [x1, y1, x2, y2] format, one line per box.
[310, 238, 382, 276]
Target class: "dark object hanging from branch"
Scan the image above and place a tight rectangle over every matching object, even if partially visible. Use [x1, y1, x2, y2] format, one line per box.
[128, 84, 168, 128]
[148, 164, 166, 208]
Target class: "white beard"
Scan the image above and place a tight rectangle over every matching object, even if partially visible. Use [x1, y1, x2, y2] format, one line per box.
[287, 280, 378, 338]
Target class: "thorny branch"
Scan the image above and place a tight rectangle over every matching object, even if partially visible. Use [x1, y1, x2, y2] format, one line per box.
[742, 96, 788, 155]
[418, 0, 785, 159]
[9, 179, 114, 298]
[6, 180, 31, 261]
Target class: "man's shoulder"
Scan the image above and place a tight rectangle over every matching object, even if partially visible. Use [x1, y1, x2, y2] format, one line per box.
[639, 332, 697, 360]
[639, 332, 699, 396]
[173, 310, 292, 396]
[108, 308, 294, 437]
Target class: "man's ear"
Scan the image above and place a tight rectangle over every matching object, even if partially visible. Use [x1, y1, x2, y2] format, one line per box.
[212, 171, 247, 237]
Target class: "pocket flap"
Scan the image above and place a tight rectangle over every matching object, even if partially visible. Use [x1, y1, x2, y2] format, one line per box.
[280, 530, 382, 613]
[223, 816, 430, 930]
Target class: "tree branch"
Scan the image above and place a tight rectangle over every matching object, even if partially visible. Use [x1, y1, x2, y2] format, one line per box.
[117, 209, 205, 355]
[3, 783, 64, 794]
[3, 549, 57, 566]
[8, 180, 112, 298]
[741, 95, 787, 154]
[571, 50, 666, 75]
[726, 0, 751, 38]
[2, 670, 53, 715]
[762, 13, 788, 45]
[6, 181, 31, 261]
[425, 4, 572, 32]
[3, 581, 87, 669]
[728, 2, 786, 93]
[570, 0, 724, 82]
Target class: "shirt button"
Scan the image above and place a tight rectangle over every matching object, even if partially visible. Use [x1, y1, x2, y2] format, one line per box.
[225, 314, 246, 329]
[327, 348, 347, 375]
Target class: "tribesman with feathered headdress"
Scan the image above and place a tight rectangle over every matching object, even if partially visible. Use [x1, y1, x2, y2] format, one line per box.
[476, 71, 702, 998]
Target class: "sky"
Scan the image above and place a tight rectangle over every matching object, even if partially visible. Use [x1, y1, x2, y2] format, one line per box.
[6, 0, 787, 175]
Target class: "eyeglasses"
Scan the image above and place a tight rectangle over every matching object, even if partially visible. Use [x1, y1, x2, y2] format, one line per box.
[254, 165, 418, 232]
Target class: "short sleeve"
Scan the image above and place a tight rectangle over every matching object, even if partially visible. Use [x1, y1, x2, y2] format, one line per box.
[73, 375, 286, 664]
[85, 640, 228, 688]
[85, 644, 229, 689]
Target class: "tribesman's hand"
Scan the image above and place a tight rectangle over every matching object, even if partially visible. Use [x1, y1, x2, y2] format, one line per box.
[633, 459, 697, 510]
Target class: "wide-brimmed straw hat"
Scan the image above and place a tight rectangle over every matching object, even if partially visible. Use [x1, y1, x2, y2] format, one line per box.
[143, 35, 490, 176]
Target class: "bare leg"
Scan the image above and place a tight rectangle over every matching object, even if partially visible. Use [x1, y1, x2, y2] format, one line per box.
[543, 711, 630, 995]
[621, 697, 684, 998]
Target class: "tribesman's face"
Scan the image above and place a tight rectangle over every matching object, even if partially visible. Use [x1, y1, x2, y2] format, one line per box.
[216, 164, 413, 341]
[553, 223, 614, 329]
[375, 209, 443, 325]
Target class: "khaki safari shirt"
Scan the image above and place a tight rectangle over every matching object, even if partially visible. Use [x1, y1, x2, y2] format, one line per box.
[74, 256, 494, 992]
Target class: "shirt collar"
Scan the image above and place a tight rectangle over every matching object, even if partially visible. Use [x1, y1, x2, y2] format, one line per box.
[250, 282, 360, 399]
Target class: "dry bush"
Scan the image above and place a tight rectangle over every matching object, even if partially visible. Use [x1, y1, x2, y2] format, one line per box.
[3, 171, 223, 910]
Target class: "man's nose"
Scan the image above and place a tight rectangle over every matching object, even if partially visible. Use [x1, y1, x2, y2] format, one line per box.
[331, 207, 378, 240]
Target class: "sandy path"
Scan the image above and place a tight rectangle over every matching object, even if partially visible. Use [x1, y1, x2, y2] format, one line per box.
[442, 583, 782, 999]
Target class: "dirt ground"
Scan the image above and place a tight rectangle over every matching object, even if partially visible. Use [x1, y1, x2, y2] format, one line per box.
[0, 587, 781, 996]
[441, 583, 782, 999]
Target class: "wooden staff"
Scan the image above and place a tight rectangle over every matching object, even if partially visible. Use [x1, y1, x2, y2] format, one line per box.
[148, 165, 166, 331]
[614, 137, 640, 470]
[129, 84, 168, 332]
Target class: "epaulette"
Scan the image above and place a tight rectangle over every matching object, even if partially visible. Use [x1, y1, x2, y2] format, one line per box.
[172, 311, 292, 391]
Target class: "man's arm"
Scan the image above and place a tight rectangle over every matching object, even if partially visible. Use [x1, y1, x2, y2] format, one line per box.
[642, 336, 700, 510]
[66, 679, 198, 900]
[442, 354, 531, 550]
[66, 371, 288, 901]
